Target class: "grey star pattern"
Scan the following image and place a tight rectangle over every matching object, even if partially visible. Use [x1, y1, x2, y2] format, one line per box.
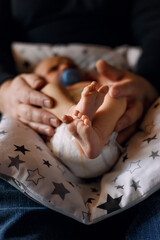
[26, 168, 45, 185]
[14, 145, 30, 155]
[143, 134, 157, 144]
[43, 159, 52, 168]
[112, 176, 118, 183]
[97, 194, 123, 214]
[36, 145, 42, 151]
[115, 185, 124, 190]
[122, 154, 128, 162]
[8, 155, 25, 170]
[67, 181, 75, 187]
[51, 182, 70, 200]
[130, 180, 141, 191]
[85, 198, 95, 205]
[1, 116, 6, 121]
[149, 151, 160, 159]
[0, 130, 7, 135]
[126, 160, 141, 174]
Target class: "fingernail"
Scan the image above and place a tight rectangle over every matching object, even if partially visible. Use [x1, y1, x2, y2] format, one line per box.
[35, 79, 42, 85]
[43, 99, 52, 108]
[45, 127, 51, 135]
[45, 127, 55, 136]
[50, 118, 60, 127]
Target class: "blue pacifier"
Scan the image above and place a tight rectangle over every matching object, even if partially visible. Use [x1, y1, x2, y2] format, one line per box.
[59, 69, 80, 87]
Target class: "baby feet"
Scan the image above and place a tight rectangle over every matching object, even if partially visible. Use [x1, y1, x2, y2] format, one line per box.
[63, 110, 104, 158]
[62, 82, 108, 158]
[75, 81, 108, 120]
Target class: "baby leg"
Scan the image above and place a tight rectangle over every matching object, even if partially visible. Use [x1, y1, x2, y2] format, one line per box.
[63, 82, 126, 159]
[63, 82, 109, 158]
[41, 83, 75, 120]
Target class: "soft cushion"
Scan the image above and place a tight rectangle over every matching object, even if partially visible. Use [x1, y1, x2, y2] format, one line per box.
[0, 43, 159, 224]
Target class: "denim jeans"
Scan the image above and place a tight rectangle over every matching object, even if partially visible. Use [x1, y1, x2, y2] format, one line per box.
[126, 189, 160, 240]
[0, 178, 160, 240]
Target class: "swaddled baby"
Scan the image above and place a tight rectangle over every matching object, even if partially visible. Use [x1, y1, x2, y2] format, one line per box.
[34, 56, 126, 178]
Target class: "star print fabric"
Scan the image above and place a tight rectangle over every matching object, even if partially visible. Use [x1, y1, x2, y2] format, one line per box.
[0, 98, 160, 224]
[0, 43, 160, 224]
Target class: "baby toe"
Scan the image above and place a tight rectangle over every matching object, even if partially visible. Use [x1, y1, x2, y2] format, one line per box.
[73, 109, 80, 117]
[82, 114, 89, 121]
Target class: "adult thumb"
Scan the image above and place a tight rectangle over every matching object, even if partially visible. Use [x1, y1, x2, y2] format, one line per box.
[96, 59, 124, 81]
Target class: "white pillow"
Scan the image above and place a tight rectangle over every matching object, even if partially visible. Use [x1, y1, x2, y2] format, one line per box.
[11, 42, 141, 73]
[1, 43, 159, 225]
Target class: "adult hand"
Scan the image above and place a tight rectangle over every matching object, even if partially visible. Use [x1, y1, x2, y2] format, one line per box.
[96, 60, 158, 144]
[0, 73, 60, 136]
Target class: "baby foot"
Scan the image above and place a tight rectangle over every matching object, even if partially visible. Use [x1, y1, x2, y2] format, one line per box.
[63, 111, 105, 159]
[76, 81, 108, 120]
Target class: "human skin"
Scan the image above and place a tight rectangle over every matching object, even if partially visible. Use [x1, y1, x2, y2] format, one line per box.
[96, 60, 158, 143]
[34, 56, 79, 84]
[0, 74, 60, 136]
[0, 58, 157, 142]
[62, 82, 127, 159]
[38, 56, 127, 158]
[38, 56, 158, 146]
[42, 80, 126, 158]
[36, 56, 124, 119]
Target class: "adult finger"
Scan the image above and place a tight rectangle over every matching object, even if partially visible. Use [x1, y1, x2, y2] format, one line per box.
[21, 74, 46, 89]
[13, 76, 54, 108]
[19, 118, 55, 136]
[116, 123, 138, 144]
[96, 59, 124, 81]
[115, 100, 143, 132]
[18, 104, 60, 127]
[19, 83, 54, 108]
[109, 77, 143, 98]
